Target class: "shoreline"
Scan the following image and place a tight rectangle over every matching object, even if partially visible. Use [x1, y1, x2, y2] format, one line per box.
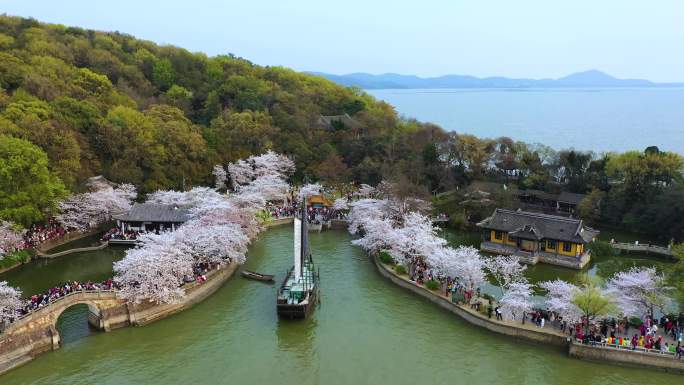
[0, 227, 106, 275]
[0, 218, 294, 376]
[371, 254, 684, 374]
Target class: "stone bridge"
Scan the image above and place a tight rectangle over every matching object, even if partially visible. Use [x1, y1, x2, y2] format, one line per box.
[0, 290, 131, 374]
[0, 262, 238, 376]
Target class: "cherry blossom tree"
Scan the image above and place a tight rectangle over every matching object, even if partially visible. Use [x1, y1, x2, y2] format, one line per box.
[239, 174, 290, 202]
[0, 221, 23, 257]
[0, 281, 23, 323]
[355, 184, 376, 198]
[540, 279, 583, 324]
[114, 151, 296, 304]
[351, 217, 399, 256]
[394, 212, 446, 267]
[499, 281, 534, 321]
[56, 184, 137, 230]
[347, 199, 391, 235]
[146, 187, 220, 208]
[332, 198, 349, 212]
[298, 183, 323, 200]
[177, 221, 250, 265]
[447, 246, 487, 291]
[485, 255, 527, 296]
[114, 232, 195, 304]
[226, 159, 253, 187]
[227, 150, 294, 189]
[212, 164, 227, 190]
[604, 267, 671, 318]
[251, 150, 295, 177]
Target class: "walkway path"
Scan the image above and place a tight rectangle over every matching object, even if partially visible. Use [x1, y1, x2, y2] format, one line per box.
[36, 242, 108, 259]
[373, 255, 684, 373]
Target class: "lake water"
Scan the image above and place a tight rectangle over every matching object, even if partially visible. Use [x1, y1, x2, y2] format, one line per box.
[366, 88, 684, 153]
[1, 227, 680, 384]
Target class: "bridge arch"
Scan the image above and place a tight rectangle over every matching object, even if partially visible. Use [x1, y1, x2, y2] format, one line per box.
[51, 300, 106, 348]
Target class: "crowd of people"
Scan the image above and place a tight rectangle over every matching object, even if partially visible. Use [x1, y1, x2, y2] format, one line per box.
[4, 279, 121, 323]
[403, 256, 684, 359]
[14, 218, 72, 252]
[101, 228, 142, 242]
[3, 260, 223, 328]
[268, 203, 297, 218]
[267, 201, 347, 223]
[566, 314, 684, 357]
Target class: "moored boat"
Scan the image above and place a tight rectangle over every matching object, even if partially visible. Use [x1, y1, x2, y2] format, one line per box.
[277, 198, 320, 319]
[241, 270, 274, 281]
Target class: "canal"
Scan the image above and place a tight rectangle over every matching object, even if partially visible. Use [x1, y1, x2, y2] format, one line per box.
[0, 226, 680, 384]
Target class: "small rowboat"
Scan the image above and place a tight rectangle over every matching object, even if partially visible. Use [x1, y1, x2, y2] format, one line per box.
[241, 270, 274, 282]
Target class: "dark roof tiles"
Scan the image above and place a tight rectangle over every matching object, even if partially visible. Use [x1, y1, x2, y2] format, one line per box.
[114, 203, 191, 223]
[477, 208, 599, 244]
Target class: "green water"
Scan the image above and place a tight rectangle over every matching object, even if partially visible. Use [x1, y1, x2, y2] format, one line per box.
[44, 233, 105, 254]
[0, 227, 680, 384]
[441, 229, 675, 285]
[2, 245, 126, 297]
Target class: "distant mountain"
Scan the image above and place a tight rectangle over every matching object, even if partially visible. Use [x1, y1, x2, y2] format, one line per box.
[310, 70, 683, 89]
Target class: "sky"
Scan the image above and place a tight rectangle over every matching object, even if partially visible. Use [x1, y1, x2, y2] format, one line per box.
[3, 0, 683, 82]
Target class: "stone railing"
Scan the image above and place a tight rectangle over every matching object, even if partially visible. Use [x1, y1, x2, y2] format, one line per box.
[569, 340, 684, 373]
[38, 242, 109, 259]
[371, 254, 569, 347]
[372, 253, 684, 373]
[609, 242, 674, 257]
[12, 289, 117, 323]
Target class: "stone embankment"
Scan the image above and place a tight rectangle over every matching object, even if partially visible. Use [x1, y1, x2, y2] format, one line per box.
[0, 226, 108, 274]
[0, 262, 237, 376]
[37, 242, 109, 259]
[372, 255, 684, 374]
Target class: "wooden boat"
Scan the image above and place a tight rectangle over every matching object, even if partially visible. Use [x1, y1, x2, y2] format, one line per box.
[241, 270, 274, 282]
[307, 221, 323, 233]
[277, 198, 320, 319]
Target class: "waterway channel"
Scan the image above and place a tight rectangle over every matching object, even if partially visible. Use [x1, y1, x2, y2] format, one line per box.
[0, 227, 680, 384]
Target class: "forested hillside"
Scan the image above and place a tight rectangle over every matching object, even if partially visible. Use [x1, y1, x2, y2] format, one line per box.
[0, 15, 682, 243]
[0, 15, 442, 225]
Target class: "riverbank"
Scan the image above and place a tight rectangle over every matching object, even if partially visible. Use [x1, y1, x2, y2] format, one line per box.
[0, 227, 106, 275]
[371, 254, 684, 374]
[0, 260, 239, 376]
[0, 218, 296, 376]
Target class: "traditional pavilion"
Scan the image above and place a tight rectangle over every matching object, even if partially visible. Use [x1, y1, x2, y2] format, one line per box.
[477, 208, 599, 269]
[113, 203, 190, 234]
[307, 195, 333, 209]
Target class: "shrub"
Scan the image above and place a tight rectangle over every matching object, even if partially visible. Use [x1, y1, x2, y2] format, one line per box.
[425, 279, 439, 290]
[0, 250, 31, 269]
[378, 251, 393, 264]
[394, 265, 407, 275]
[449, 211, 467, 230]
[481, 293, 494, 302]
[255, 210, 273, 223]
[629, 317, 643, 327]
[590, 240, 617, 257]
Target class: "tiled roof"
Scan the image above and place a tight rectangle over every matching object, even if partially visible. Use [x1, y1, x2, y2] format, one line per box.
[557, 191, 587, 205]
[477, 208, 599, 244]
[114, 203, 191, 223]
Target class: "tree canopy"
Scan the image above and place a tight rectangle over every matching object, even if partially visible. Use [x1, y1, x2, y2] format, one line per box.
[0, 15, 682, 241]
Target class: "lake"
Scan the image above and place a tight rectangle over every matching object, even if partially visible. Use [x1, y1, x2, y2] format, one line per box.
[1, 227, 680, 384]
[366, 88, 684, 153]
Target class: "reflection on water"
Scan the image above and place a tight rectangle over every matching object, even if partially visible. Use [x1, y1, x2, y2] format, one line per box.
[276, 318, 316, 363]
[0, 245, 127, 297]
[1, 226, 681, 385]
[441, 229, 675, 287]
[56, 304, 96, 346]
